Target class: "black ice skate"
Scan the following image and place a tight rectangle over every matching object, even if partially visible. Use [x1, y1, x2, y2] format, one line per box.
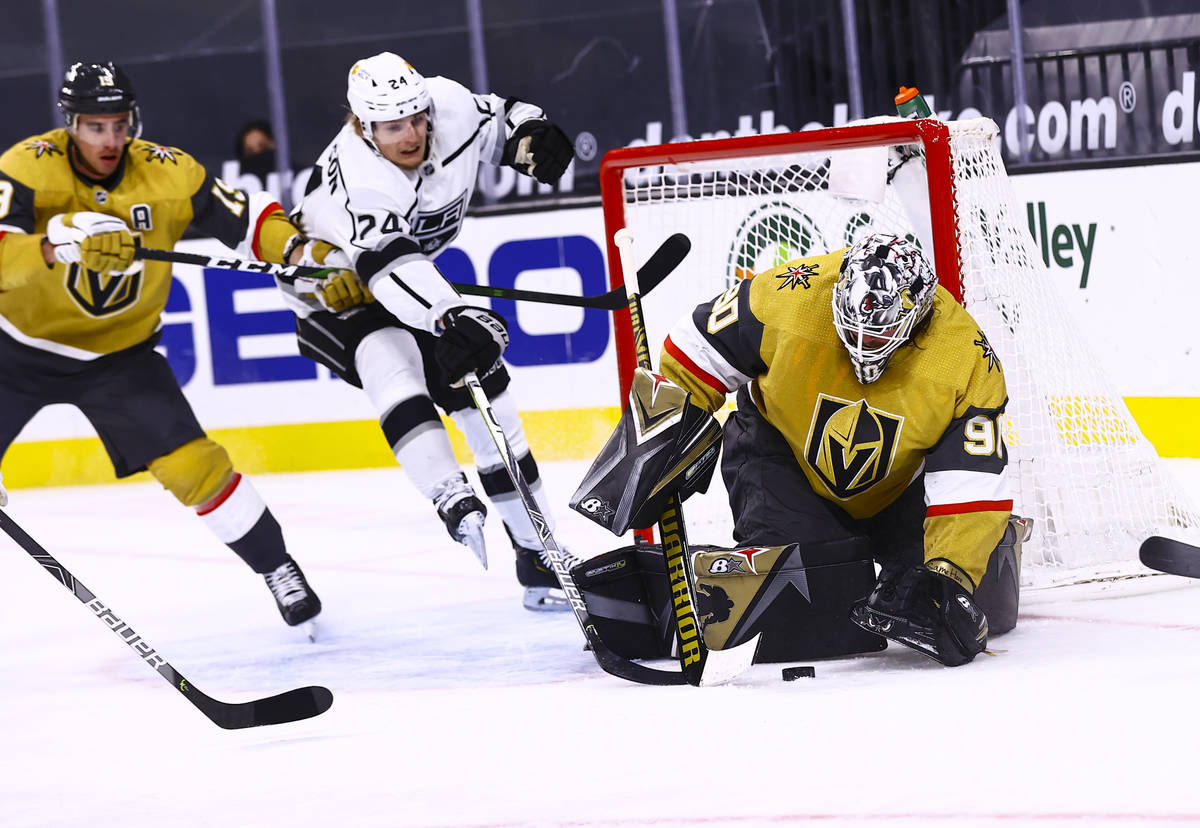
[263, 557, 322, 640]
[434, 473, 488, 569]
[514, 544, 578, 612]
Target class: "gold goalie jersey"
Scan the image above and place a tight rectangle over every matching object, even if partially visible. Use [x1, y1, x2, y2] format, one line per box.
[660, 248, 1011, 588]
[0, 129, 297, 358]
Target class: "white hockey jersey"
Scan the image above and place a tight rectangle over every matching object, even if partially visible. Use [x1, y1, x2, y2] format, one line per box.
[292, 75, 548, 332]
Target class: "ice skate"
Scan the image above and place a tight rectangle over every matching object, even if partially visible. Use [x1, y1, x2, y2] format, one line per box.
[434, 473, 488, 569]
[263, 557, 322, 640]
[514, 544, 579, 612]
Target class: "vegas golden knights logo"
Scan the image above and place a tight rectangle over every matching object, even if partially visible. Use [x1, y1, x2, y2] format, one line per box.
[805, 393, 902, 498]
[66, 264, 141, 317]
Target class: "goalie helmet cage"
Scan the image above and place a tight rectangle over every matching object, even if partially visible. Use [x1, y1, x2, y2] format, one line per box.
[599, 116, 1200, 587]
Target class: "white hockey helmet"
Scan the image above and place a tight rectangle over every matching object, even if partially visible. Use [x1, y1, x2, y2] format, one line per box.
[346, 52, 431, 145]
[832, 233, 936, 383]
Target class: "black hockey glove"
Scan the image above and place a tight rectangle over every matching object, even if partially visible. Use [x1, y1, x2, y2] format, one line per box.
[435, 307, 509, 385]
[849, 562, 988, 666]
[504, 119, 574, 184]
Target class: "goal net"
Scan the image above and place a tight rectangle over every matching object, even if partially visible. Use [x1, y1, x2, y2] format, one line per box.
[598, 116, 1199, 586]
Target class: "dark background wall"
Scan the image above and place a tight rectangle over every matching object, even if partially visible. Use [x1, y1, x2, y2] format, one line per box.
[4, 0, 1196, 203]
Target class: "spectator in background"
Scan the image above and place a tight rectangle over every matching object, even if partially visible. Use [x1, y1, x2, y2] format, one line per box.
[233, 119, 278, 181]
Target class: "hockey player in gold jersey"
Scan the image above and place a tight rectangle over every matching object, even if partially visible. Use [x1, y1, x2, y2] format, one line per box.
[658, 233, 1024, 666]
[0, 62, 324, 632]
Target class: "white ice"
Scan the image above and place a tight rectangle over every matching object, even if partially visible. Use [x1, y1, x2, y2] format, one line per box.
[4, 460, 1200, 828]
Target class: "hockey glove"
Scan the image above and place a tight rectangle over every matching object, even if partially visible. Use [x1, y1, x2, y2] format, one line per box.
[317, 271, 373, 313]
[849, 561, 988, 666]
[287, 238, 371, 312]
[45, 212, 137, 273]
[505, 119, 574, 184]
[435, 307, 509, 385]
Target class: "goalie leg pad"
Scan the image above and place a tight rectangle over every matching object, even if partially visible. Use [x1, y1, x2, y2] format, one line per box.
[572, 537, 885, 663]
[692, 538, 884, 661]
[570, 544, 677, 660]
[973, 514, 1031, 637]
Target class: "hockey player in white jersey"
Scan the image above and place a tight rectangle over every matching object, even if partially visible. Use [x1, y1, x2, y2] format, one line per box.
[282, 52, 577, 610]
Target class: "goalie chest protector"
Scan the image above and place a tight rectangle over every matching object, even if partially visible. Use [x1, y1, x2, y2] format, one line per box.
[570, 539, 886, 663]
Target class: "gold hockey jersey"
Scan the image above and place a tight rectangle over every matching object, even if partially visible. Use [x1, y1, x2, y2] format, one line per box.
[0, 129, 295, 358]
[660, 248, 1011, 588]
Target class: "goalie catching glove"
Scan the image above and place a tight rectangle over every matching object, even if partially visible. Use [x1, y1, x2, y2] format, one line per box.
[850, 560, 988, 666]
[45, 212, 138, 273]
[503, 119, 574, 184]
[435, 306, 509, 384]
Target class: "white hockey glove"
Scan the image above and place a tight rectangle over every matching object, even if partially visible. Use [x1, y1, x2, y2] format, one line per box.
[435, 307, 509, 385]
[45, 212, 138, 273]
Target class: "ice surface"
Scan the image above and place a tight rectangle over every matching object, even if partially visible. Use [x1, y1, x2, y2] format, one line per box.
[4, 460, 1200, 827]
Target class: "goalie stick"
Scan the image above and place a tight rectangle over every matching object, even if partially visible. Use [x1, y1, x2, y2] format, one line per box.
[1140, 536, 1200, 579]
[463, 373, 683, 686]
[133, 246, 669, 310]
[614, 229, 761, 687]
[460, 233, 693, 686]
[0, 508, 334, 729]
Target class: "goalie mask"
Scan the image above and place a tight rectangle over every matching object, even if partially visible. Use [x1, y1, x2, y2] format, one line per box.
[832, 233, 935, 383]
[346, 52, 431, 150]
[58, 61, 141, 139]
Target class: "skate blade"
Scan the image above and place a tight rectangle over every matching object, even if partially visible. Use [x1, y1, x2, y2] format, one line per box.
[522, 586, 571, 612]
[458, 512, 488, 570]
[303, 620, 319, 643]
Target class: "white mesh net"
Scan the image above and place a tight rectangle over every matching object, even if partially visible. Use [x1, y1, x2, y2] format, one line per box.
[607, 117, 1200, 586]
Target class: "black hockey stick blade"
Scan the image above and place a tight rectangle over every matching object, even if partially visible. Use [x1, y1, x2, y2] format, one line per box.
[1139, 536, 1200, 578]
[632, 232, 691, 297]
[586, 625, 688, 686]
[189, 683, 335, 729]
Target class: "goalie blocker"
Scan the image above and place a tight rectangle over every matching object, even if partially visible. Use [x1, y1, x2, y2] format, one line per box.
[570, 367, 722, 536]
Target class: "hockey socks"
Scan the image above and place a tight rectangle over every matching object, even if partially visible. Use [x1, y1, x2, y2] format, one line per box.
[196, 473, 288, 573]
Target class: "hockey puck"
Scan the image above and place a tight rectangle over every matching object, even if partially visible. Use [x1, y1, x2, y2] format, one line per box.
[781, 666, 815, 681]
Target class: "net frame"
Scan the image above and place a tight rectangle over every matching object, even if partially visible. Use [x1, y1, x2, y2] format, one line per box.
[598, 116, 1200, 585]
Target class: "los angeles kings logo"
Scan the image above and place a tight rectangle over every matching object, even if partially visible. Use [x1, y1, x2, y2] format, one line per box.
[805, 393, 903, 498]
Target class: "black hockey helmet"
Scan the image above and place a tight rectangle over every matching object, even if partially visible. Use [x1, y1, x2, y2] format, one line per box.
[58, 61, 142, 138]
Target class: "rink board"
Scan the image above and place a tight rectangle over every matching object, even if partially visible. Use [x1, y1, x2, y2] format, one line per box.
[4, 161, 1199, 488]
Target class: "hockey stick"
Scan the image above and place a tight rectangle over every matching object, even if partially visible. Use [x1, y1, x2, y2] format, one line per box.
[133, 246, 667, 310]
[0, 508, 334, 729]
[463, 372, 685, 686]
[614, 229, 761, 687]
[1140, 536, 1200, 578]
